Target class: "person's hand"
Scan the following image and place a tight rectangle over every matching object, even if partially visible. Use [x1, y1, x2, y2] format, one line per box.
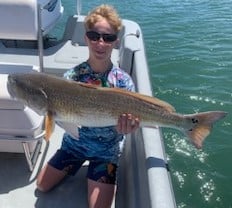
[116, 113, 140, 134]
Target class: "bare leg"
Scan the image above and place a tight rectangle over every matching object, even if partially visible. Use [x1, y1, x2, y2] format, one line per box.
[88, 179, 116, 208]
[36, 163, 67, 192]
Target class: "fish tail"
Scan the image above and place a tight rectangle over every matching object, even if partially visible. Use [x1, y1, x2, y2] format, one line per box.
[184, 111, 227, 149]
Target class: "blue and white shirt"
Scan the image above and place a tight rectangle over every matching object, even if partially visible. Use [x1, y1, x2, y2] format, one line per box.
[61, 62, 134, 164]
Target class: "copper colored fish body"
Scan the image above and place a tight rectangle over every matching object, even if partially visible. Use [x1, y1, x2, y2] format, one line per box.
[7, 72, 227, 148]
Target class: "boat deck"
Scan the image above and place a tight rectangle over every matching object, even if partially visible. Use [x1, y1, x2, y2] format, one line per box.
[0, 125, 98, 208]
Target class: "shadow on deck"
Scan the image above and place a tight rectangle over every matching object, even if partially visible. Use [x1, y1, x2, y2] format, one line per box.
[0, 125, 89, 208]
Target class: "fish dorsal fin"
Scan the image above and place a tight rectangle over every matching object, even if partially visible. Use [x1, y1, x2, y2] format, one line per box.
[77, 82, 175, 113]
[136, 92, 176, 112]
[108, 87, 176, 113]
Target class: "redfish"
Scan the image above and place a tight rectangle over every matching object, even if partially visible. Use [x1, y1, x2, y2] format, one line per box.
[7, 72, 227, 148]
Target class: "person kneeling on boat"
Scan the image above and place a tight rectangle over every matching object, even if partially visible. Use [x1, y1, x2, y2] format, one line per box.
[36, 4, 140, 208]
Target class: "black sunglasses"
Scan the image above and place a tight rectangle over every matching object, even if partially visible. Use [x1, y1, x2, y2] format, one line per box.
[86, 31, 117, 43]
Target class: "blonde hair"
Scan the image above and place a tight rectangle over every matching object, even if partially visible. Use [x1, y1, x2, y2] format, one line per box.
[84, 4, 122, 33]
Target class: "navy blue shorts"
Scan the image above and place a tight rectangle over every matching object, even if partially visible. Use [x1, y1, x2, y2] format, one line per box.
[48, 149, 117, 185]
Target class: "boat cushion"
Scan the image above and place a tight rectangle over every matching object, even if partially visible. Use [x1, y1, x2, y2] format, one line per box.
[0, 0, 38, 40]
[0, 108, 44, 137]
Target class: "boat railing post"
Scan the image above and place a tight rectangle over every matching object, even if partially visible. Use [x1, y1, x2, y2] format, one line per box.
[76, 0, 82, 16]
[37, 3, 44, 72]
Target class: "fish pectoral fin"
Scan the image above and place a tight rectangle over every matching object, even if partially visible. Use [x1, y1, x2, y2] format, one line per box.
[44, 111, 55, 142]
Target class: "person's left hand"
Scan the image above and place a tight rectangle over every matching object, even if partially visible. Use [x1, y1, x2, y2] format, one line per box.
[116, 113, 140, 134]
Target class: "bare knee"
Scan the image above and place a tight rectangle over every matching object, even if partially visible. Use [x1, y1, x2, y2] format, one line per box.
[36, 179, 51, 192]
[88, 179, 116, 208]
[36, 164, 66, 192]
[36, 184, 49, 192]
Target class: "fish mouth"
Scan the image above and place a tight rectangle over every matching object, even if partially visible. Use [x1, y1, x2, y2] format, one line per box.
[7, 74, 22, 98]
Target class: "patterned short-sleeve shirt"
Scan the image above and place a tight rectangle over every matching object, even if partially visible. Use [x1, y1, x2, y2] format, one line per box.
[61, 62, 135, 164]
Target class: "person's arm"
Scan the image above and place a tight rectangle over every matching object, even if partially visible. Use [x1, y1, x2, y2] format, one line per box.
[113, 69, 140, 134]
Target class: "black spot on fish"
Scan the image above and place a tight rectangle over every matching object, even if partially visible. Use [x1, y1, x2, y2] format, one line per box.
[189, 118, 199, 131]
[192, 118, 199, 124]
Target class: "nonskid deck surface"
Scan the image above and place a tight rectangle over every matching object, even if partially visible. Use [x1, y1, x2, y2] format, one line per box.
[0, 125, 95, 208]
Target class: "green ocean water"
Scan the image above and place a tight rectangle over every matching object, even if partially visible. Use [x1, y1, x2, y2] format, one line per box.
[54, 1, 231, 207]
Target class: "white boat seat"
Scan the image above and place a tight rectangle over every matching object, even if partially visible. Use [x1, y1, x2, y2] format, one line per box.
[0, 0, 63, 40]
[0, 0, 38, 40]
[0, 63, 45, 171]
